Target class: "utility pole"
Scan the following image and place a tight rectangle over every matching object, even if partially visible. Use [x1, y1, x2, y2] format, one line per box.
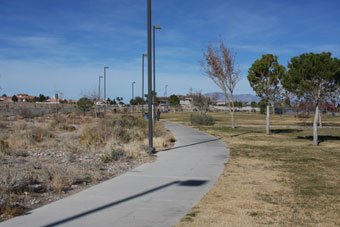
[142, 53, 147, 116]
[147, 0, 154, 152]
[98, 75, 103, 101]
[153, 25, 162, 120]
[104, 66, 109, 114]
[164, 84, 168, 97]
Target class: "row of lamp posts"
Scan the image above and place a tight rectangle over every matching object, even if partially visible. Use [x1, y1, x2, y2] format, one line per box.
[95, 1, 159, 152]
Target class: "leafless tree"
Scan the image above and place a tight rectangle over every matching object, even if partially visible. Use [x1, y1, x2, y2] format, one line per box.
[187, 90, 211, 112]
[201, 39, 240, 128]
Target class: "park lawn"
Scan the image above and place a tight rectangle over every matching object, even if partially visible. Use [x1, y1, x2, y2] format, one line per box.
[166, 113, 340, 226]
[161, 111, 340, 127]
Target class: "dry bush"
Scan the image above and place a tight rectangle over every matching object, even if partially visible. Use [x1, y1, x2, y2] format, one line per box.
[0, 121, 7, 129]
[46, 166, 89, 192]
[26, 126, 54, 143]
[153, 122, 167, 137]
[101, 145, 131, 163]
[79, 115, 148, 147]
[190, 112, 215, 126]
[0, 139, 10, 155]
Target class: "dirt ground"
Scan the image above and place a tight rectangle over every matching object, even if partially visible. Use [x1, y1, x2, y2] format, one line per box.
[0, 111, 174, 222]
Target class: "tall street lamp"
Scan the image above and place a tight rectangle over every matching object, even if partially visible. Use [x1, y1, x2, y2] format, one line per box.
[104, 66, 109, 113]
[147, 0, 154, 152]
[142, 53, 148, 116]
[153, 25, 162, 119]
[164, 84, 168, 97]
[132, 81, 136, 100]
[98, 75, 103, 101]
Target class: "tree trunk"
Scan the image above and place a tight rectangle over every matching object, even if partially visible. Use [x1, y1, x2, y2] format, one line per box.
[313, 105, 319, 146]
[319, 110, 322, 128]
[230, 110, 235, 129]
[266, 104, 270, 135]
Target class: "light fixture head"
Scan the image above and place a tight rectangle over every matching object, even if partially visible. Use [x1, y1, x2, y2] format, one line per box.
[104, 66, 109, 70]
[154, 25, 162, 29]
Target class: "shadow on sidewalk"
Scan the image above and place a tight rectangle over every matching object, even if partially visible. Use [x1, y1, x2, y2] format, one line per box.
[39, 180, 208, 227]
[163, 138, 222, 151]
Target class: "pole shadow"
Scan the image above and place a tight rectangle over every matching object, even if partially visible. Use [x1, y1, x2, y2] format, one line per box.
[162, 138, 222, 151]
[41, 179, 208, 227]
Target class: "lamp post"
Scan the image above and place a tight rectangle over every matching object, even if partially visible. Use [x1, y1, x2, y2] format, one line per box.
[142, 53, 148, 116]
[98, 75, 103, 101]
[164, 84, 168, 97]
[147, 0, 154, 152]
[104, 66, 109, 113]
[153, 25, 162, 119]
[132, 81, 136, 100]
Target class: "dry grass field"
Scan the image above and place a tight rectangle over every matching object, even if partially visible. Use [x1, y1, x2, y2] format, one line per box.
[161, 111, 340, 127]
[0, 111, 174, 222]
[162, 112, 340, 226]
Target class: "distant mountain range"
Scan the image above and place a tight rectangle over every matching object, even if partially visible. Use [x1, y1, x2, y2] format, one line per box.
[204, 92, 261, 103]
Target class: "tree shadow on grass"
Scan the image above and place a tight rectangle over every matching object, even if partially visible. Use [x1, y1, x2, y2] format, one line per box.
[297, 135, 340, 144]
[270, 129, 303, 134]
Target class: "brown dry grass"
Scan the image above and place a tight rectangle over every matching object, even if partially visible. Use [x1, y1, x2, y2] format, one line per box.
[161, 111, 340, 127]
[172, 117, 340, 226]
[0, 112, 174, 221]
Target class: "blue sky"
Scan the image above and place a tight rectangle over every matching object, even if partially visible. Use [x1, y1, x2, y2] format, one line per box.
[0, 0, 339, 101]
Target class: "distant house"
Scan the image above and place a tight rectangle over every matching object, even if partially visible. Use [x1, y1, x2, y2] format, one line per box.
[46, 97, 59, 104]
[17, 93, 35, 102]
[158, 97, 169, 105]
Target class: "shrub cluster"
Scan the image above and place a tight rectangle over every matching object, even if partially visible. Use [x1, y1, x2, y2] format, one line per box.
[79, 115, 148, 146]
[190, 112, 215, 126]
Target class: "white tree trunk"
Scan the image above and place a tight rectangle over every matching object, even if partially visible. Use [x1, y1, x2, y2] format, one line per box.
[231, 110, 235, 129]
[319, 111, 322, 128]
[266, 104, 270, 135]
[313, 105, 319, 146]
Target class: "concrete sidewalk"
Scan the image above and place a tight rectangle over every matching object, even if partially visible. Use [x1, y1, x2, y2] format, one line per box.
[0, 122, 229, 227]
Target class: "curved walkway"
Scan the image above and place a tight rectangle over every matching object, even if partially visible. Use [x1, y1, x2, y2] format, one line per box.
[0, 122, 229, 227]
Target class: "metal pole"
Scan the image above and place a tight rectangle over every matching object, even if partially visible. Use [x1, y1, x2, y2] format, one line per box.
[142, 54, 145, 116]
[104, 67, 109, 113]
[55, 93, 58, 121]
[147, 0, 154, 152]
[153, 25, 156, 97]
[152, 26, 155, 120]
[99, 76, 103, 101]
[132, 82, 135, 100]
[165, 84, 168, 97]
[152, 25, 161, 120]
[142, 53, 148, 116]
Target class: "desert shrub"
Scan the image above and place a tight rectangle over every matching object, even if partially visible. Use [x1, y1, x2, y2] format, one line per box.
[190, 112, 215, 126]
[0, 140, 10, 155]
[153, 122, 167, 137]
[79, 128, 100, 146]
[0, 121, 7, 129]
[26, 127, 54, 143]
[18, 106, 42, 119]
[80, 115, 148, 146]
[46, 166, 86, 192]
[101, 147, 130, 163]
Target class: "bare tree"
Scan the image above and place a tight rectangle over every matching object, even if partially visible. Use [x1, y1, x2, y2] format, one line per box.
[201, 39, 240, 128]
[187, 90, 211, 112]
